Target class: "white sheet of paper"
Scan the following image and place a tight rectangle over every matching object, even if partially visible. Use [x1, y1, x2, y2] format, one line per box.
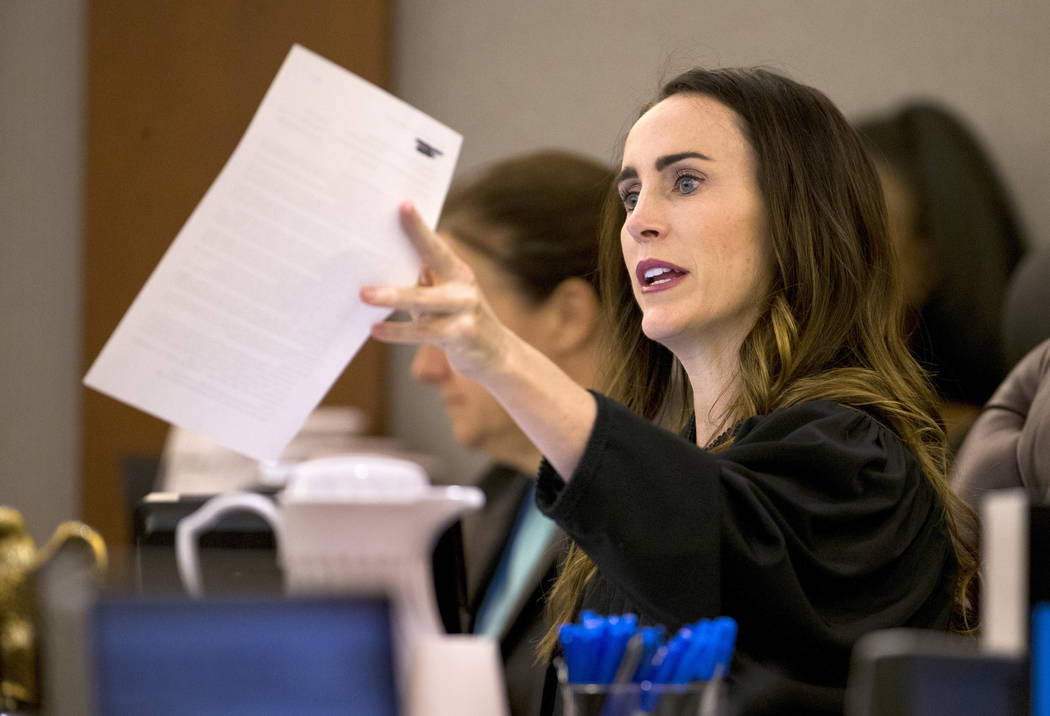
[84, 44, 462, 460]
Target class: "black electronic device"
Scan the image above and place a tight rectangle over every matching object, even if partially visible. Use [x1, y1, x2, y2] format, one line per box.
[845, 628, 1027, 716]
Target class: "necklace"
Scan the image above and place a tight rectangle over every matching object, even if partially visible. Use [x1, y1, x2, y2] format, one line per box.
[703, 422, 741, 451]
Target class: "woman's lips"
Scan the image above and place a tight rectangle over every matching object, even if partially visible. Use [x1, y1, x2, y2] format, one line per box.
[636, 259, 689, 293]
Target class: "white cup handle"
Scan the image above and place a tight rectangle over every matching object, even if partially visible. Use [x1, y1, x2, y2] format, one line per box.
[175, 492, 284, 598]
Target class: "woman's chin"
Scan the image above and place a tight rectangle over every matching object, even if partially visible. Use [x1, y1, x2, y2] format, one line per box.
[450, 424, 483, 450]
[640, 316, 683, 346]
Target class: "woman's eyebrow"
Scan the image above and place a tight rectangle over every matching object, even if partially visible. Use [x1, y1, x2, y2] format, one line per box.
[655, 151, 713, 170]
[615, 166, 637, 186]
[616, 150, 715, 185]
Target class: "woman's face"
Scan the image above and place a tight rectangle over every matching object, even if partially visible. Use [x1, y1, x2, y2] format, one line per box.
[616, 93, 773, 358]
[874, 159, 935, 310]
[411, 224, 546, 455]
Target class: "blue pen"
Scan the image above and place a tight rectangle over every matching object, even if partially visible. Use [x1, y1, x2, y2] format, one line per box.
[643, 643, 669, 681]
[665, 630, 697, 681]
[580, 609, 603, 628]
[664, 626, 693, 684]
[563, 623, 601, 683]
[616, 615, 640, 664]
[600, 631, 645, 716]
[581, 622, 606, 683]
[696, 627, 720, 681]
[560, 624, 587, 683]
[594, 615, 619, 683]
[672, 620, 712, 683]
[642, 638, 689, 712]
[637, 644, 668, 712]
[633, 626, 666, 683]
[562, 613, 631, 683]
[573, 610, 607, 682]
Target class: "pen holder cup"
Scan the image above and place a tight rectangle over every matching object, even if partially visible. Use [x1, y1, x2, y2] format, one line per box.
[561, 680, 721, 716]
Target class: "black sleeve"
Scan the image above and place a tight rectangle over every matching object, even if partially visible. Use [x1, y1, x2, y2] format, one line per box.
[536, 393, 956, 687]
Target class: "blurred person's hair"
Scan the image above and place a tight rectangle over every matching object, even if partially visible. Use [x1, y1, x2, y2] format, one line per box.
[440, 150, 614, 303]
[857, 102, 1026, 405]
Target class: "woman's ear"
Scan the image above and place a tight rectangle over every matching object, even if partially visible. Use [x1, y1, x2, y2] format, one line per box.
[541, 277, 601, 359]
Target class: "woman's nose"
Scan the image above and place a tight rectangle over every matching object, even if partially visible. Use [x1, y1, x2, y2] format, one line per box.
[411, 343, 452, 384]
[624, 192, 666, 243]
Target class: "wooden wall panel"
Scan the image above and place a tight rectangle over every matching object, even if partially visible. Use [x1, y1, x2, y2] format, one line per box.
[83, 0, 390, 544]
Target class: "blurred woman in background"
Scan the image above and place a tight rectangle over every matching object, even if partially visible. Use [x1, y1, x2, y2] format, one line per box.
[857, 103, 1026, 450]
[418, 150, 612, 716]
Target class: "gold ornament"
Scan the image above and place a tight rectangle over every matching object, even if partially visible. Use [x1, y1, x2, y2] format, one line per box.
[0, 507, 106, 710]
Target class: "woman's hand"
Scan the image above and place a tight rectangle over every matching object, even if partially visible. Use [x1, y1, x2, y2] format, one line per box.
[360, 202, 511, 379]
[362, 202, 597, 479]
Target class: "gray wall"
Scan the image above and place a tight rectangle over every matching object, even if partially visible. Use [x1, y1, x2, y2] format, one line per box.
[393, 2, 1050, 237]
[388, 0, 1050, 483]
[3, 1, 1049, 536]
[1, 0, 85, 543]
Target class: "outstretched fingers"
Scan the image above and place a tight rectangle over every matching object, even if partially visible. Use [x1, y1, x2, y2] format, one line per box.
[398, 202, 466, 281]
[369, 315, 456, 345]
[361, 202, 491, 352]
[360, 282, 474, 314]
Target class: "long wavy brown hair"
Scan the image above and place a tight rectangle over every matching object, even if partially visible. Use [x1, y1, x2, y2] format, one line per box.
[538, 67, 979, 661]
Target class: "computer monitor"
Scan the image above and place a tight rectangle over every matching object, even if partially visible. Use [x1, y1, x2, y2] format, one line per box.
[90, 595, 398, 716]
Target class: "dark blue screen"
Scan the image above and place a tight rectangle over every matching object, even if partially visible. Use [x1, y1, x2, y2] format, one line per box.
[91, 596, 398, 716]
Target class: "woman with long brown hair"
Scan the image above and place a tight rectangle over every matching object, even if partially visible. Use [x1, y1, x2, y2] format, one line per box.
[363, 66, 977, 714]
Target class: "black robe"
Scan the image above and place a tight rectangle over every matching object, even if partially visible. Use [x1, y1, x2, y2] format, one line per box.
[536, 393, 957, 715]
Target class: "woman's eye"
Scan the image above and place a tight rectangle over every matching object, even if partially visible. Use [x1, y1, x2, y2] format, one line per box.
[675, 174, 702, 195]
[620, 188, 639, 211]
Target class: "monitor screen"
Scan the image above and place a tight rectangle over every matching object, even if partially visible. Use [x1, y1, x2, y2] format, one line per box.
[91, 596, 398, 716]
